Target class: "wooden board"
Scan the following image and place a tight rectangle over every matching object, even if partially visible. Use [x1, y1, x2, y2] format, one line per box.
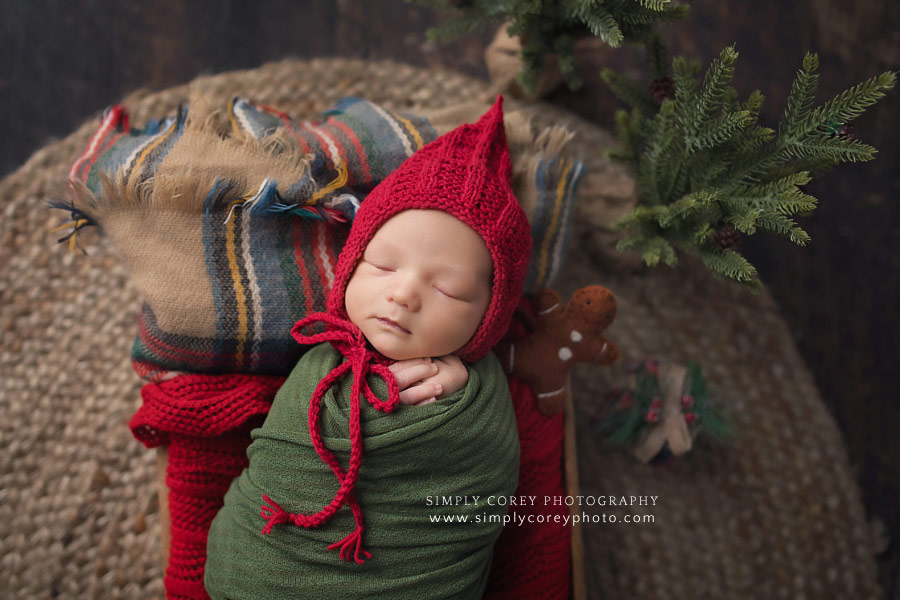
[565, 383, 587, 600]
[156, 446, 170, 569]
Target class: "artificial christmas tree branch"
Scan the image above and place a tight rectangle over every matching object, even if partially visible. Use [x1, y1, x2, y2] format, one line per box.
[603, 46, 896, 290]
[409, 2, 894, 289]
[408, 0, 689, 92]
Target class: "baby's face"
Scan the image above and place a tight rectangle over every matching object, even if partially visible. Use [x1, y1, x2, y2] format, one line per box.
[344, 210, 492, 361]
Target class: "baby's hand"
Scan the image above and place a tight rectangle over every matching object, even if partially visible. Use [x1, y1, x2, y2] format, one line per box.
[389, 355, 468, 406]
[390, 358, 442, 406]
[422, 355, 468, 400]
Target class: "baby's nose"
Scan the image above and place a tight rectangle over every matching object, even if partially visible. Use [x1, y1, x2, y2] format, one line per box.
[389, 279, 421, 312]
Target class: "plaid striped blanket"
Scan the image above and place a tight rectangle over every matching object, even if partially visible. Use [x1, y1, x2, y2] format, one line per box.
[61, 97, 583, 380]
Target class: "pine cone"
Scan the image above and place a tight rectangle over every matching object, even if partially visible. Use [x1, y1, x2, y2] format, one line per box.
[713, 226, 741, 250]
[648, 76, 675, 104]
[837, 123, 858, 141]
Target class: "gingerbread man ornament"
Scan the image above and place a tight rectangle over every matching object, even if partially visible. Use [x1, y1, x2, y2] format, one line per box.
[500, 286, 619, 414]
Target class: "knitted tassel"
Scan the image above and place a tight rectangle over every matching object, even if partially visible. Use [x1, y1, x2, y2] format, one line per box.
[259, 494, 292, 534]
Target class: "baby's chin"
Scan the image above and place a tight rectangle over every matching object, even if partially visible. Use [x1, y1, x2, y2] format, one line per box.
[366, 332, 453, 361]
[363, 331, 422, 361]
[372, 344, 426, 362]
[357, 319, 462, 360]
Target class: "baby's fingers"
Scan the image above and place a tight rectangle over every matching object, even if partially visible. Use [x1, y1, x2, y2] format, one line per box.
[399, 382, 443, 405]
[389, 357, 431, 374]
[390, 360, 438, 390]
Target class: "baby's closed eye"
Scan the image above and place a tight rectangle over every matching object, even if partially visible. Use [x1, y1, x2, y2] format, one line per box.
[364, 259, 395, 272]
[433, 285, 465, 301]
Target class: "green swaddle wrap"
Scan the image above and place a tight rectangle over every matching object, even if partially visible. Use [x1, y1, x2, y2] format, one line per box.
[205, 342, 519, 599]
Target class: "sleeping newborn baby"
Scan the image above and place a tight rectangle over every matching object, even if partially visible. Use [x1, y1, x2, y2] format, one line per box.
[204, 97, 532, 600]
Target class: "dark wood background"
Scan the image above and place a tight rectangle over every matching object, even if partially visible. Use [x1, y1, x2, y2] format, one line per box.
[2, 0, 897, 596]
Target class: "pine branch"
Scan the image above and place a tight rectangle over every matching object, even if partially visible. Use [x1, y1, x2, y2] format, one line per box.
[695, 46, 739, 126]
[689, 152, 730, 190]
[517, 36, 552, 90]
[659, 189, 719, 227]
[576, 4, 624, 46]
[768, 156, 837, 181]
[637, 98, 677, 205]
[647, 32, 668, 78]
[784, 135, 877, 162]
[409, 0, 690, 93]
[605, 45, 894, 289]
[615, 3, 689, 28]
[672, 56, 701, 131]
[686, 362, 733, 441]
[602, 69, 660, 114]
[799, 71, 896, 139]
[639, 237, 678, 266]
[773, 191, 818, 217]
[689, 110, 751, 152]
[635, 0, 672, 10]
[616, 204, 669, 229]
[608, 107, 647, 165]
[698, 249, 759, 285]
[730, 125, 775, 155]
[742, 89, 764, 117]
[781, 52, 819, 137]
[691, 222, 714, 244]
[738, 171, 811, 198]
[551, 33, 582, 88]
[756, 213, 811, 245]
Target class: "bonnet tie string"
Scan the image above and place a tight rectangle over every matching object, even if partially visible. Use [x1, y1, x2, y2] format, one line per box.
[258, 312, 400, 564]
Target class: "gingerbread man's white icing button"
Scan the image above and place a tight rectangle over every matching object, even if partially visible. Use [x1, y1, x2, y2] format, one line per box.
[558, 347, 573, 362]
[570, 330, 583, 343]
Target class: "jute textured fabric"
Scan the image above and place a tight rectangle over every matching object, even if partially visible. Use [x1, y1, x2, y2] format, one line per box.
[204, 342, 518, 600]
[0, 58, 882, 599]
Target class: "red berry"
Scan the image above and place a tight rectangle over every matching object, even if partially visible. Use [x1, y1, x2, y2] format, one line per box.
[681, 394, 693, 408]
[645, 410, 659, 423]
[650, 396, 662, 409]
[684, 412, 696, 424]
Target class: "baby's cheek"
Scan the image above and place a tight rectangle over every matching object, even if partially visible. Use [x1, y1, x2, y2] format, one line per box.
[344, 274, 367, 323]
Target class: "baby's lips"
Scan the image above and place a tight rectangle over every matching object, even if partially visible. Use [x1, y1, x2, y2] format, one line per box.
[377, 316, 411, 334]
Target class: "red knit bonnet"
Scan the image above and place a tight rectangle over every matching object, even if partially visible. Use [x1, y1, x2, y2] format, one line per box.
[327, 96, 532, 363]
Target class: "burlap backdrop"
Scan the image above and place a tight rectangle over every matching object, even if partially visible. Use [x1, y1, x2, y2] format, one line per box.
[0, 58, 882, 599]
